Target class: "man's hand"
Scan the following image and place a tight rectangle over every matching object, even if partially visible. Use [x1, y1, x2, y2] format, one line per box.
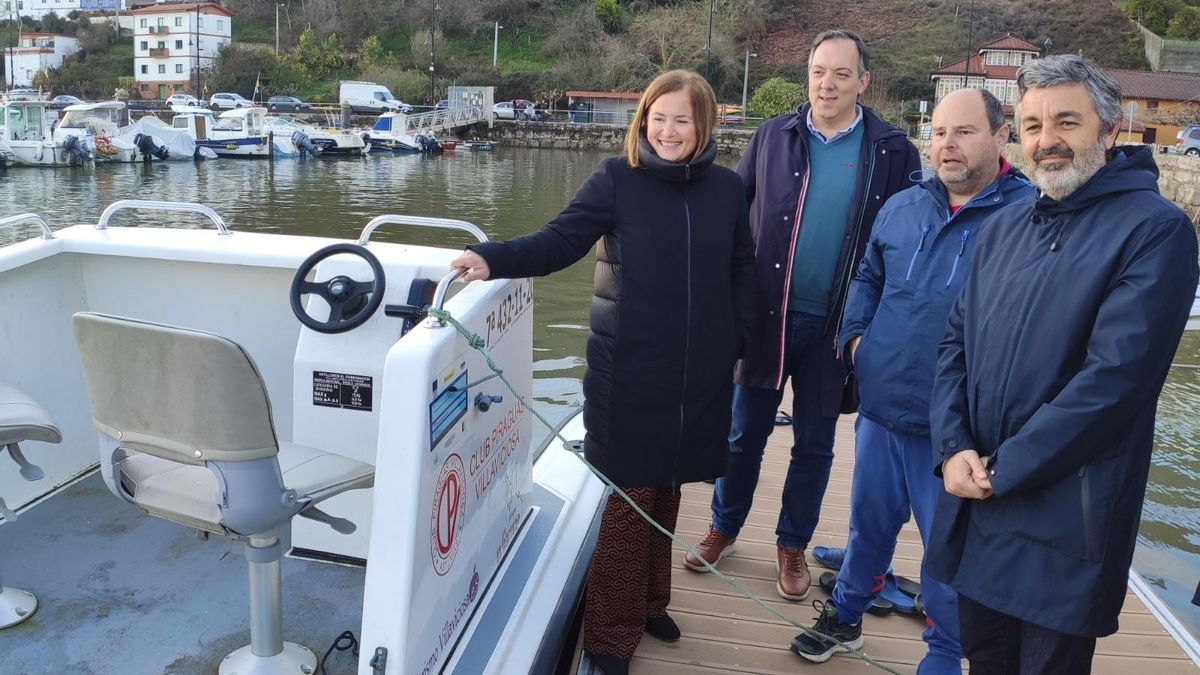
[450, 250, 491, 282]
[943, 449, 993, 500]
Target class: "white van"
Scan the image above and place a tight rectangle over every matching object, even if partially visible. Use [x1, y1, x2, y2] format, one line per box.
[338, 81, 413, 114]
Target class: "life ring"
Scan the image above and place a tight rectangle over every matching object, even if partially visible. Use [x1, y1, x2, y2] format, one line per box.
[94, 135, 116, 156]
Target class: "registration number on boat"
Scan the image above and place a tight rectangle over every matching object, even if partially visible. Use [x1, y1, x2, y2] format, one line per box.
[484, 279, 533, 349]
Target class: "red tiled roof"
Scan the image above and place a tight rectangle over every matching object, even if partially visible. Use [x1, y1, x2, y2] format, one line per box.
[1104, 68, 1200, 103]
[131, 2, 233, 16]
[979, 34, 1042, 53]
[930, 55, 1018, 81]
[566, 90, 642, 101]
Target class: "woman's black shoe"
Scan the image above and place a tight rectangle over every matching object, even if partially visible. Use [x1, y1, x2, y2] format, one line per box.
[645, 614, 681, 642]
[587, 651, 631, 675]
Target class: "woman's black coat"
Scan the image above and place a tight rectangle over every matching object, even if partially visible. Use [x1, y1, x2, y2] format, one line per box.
[470, 142, 756, 488]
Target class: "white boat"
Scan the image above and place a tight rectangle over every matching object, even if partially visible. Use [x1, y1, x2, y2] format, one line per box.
[366, 111, 432, 154]
[116, 114, 217, 161]
[171, 105, 299, 159]
[0, 203, 603, 674]
[53, 101, 140, 163]
[265, 114, 371, 157]
[0, 98, 92, 167]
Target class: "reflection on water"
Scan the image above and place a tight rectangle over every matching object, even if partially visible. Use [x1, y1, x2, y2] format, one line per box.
[2, 150, 1199, 638]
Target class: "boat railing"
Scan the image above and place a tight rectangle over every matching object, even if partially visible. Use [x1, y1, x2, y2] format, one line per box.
[0, 213, 54, 240]
[356, 214, 488, 246]
[95, 199, 231, 235]
[427, 268, 469, 328]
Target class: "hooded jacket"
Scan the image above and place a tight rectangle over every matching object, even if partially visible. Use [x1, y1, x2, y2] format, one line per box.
[840, 162, 1035, 435]
[734, 104, 920, 414]
[470, 141, 756, 488]
[928, 146, 1199, 636]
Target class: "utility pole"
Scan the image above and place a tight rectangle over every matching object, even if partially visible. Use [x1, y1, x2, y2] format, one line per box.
[704, 0, 716, 84]
[275, 3, 280, 54]
[194, 3, 199, 98]
[741, 50, 757, 123]
[493, 20, 501, 69]
[962, 0, 975, 90]
[428, 2, 437, 104]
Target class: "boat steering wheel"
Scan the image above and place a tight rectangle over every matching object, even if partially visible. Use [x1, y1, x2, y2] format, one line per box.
[290, 243, 387, 334]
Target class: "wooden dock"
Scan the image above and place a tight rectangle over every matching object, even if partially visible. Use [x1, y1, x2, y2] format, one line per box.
[623, 414, 1198, 674]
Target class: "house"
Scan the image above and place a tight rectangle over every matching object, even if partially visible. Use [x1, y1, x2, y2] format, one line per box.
[930, 34, 1042, 108]
[1104, 69, 1200, 144]
[565, 90, 642, 125]
[79, 0, 129, 14]
[2, 32, 82, 88]
[4, 0, 81, 22]
[131, 1, 232, 100]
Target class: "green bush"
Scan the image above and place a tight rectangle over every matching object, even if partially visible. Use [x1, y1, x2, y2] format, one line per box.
[748, 77, 805, 120]
[1167, 8, 1200, 38]
[595, 0, 621, 33]
[1126, 0, 1187, 35]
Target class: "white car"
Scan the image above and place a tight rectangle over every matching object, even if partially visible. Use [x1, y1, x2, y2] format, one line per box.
[209, 92, 253, 110]
[165, 94, 204, 108]
[493, 101, 515, 120]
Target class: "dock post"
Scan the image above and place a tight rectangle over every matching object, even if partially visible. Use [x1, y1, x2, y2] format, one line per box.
[341, 103, 352, 129]
[268, 131, 274, 164]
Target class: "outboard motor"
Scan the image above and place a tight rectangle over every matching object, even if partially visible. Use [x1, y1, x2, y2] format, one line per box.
[61, 135, 92, 166]
[194, 147, 219, 160]
[134, 133, 170, 161]
[416, 133, 441, 153]
[292, 130, 322, 158]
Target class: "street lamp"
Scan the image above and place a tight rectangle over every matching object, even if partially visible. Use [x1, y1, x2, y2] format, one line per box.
[493, 21, 502, 69]
[704, 0, 716, 84]
[275, 3, 282, 54]
[741, 50, 757, 124]
[429, 2, 439, 104]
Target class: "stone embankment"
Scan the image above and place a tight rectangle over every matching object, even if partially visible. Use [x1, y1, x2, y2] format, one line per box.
[482, 122, 1200, 227]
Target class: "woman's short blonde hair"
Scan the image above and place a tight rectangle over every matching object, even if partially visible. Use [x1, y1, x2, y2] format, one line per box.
[624, 69, 718, 168]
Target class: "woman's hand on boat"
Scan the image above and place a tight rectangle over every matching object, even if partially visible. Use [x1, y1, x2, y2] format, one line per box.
[451, 250, 492, 281]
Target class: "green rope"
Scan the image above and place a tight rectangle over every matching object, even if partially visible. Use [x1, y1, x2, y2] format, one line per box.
[428, 307, 905, 675]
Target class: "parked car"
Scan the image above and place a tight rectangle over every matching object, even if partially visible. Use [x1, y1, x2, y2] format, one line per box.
[165, 94, 204, 108]
[209, 92, 253, 110]
[50, 95, 83, 108]
[435, 99, 449, 111]
[267, 95, 312, 112]
[338, 81, 412, 114]
[1176, 124, 1200, 156]
[493, 101, 515, 120]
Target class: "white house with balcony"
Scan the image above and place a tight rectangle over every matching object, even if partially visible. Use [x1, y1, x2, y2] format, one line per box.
[4, 0, 82, 22]
[2, 32, 82, 88]
[930, 34, 1042, 109]
[131, 1, 232, 101]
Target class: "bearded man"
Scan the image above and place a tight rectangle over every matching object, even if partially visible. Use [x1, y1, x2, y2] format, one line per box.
[927, 55, 1198, 674]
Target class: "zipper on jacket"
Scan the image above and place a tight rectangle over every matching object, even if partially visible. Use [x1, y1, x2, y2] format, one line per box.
[674, 196, 694, 486]
[1080, 464, 1095, 557]
[945, 229, 971, 287]
[829, 141, 879, 349]
[776, 165, 811, 389]
[905, 224, 932, 281]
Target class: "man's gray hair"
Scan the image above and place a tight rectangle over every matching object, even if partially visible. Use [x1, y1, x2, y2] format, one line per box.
[1016, 55, 1123, 135]
[808, 29, 870, 78]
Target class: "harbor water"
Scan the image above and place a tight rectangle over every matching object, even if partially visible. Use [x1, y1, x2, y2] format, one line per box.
[1, 148, 1198, 639]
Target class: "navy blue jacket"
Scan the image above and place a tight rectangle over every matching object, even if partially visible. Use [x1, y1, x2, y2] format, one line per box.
[840, 164, 1034, 435]
[928, 146, 1199, 636]
[734, 104, 920, 414]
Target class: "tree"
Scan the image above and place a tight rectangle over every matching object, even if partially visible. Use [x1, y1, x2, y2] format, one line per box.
[1167, 8, 1200, 39]
[748, 77, 805, 119]
[360, 34, 386, 69]
[1126, 0, 1186, 36]
[595, 0, 621, 33]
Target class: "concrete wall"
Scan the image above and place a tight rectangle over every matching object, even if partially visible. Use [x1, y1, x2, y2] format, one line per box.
[1137, 23, 1200, 74]
[484, 122, 1200, 225]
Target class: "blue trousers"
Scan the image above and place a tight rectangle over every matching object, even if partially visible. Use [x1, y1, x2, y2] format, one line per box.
[833, 416, 962, 673]
[711, 311, 837, 549]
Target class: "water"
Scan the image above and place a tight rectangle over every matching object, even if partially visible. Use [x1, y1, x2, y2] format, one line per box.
[2, 150, 1199, 640]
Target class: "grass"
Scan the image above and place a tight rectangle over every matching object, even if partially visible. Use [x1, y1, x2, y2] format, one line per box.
[232, 17, 274, 44]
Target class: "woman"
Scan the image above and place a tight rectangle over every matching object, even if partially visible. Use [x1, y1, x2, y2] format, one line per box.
[451, 69, 754, 675]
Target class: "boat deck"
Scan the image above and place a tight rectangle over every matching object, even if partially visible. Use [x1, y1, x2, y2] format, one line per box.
[627, 413, 1199, 675]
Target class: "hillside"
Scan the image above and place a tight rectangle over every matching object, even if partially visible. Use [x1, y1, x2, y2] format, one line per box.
[758, 0, 1149, 104]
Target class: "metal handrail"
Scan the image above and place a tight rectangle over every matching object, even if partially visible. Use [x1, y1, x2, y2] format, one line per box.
[426, 268, 469, 328]
[0, 213, 53, 240]
[95, 200, 231, 235]
[356, 214, 488, 246]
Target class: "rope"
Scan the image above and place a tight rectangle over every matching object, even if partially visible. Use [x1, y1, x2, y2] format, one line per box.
[427, 307, 905, 674]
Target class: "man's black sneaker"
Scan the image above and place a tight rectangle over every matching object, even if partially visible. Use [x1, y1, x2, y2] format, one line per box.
[645, 614, 681, 642]
[790, 599, 864, 663]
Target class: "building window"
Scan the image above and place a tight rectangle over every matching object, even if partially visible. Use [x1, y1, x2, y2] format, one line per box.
[1147, 100, 1159, 111]
[175, 17, 182, 27]
[985, 51, 1001, 65]
[176, 63, 183, 74]
[157, 17, 164, 26]
[140, 64, 147, 74]
[175, 40, 182, 49]
[158, 64, 166, 74]
[139, 18, 146, 27]
[140, 41, 147, 50]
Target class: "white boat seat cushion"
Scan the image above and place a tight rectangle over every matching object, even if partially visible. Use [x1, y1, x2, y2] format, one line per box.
[0, 383, 62, 447]
[119, 442, 374, 534]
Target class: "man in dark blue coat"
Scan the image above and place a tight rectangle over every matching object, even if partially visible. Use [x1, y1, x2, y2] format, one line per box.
[929, 55, 1199, 673]
[685, 29, 920, 602]
[791, 88, 1034, 672]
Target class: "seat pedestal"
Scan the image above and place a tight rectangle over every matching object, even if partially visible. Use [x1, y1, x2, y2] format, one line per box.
[0, 586, 38, 629]
[218, 642, 316, 675]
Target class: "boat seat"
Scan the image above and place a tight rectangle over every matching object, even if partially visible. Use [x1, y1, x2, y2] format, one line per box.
[72, 311, 374, 675]
[0, 382, 61, 630]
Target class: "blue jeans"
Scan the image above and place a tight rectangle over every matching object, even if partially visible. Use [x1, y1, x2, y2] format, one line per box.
[833, 416, 961, 673]
[710, 311, 837, 549]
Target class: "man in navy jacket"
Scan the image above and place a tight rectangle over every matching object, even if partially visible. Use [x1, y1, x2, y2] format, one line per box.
[685, 29, 920, 602]
[930, 55, 1198, 673]
[791, 89, 1034, 671]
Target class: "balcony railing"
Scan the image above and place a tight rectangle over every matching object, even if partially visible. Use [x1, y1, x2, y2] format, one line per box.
[148, 26, 170, 34]
[148, 48, 170, 57]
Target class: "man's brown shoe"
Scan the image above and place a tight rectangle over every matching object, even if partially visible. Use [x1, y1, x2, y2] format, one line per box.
[776, 545, 811, 601]
[684, 525, 736, 572]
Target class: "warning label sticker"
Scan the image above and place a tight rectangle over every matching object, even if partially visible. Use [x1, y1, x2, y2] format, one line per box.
[312, 371, 373, 411]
